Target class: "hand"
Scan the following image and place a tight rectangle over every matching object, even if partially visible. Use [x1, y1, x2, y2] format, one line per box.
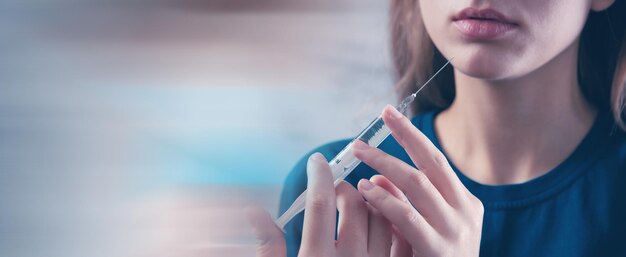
[248, 153, 399, 257]
[352, 105, 484, 257]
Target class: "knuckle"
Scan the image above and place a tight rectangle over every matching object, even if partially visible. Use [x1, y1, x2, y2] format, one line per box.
[461, 196, 485, 231]
[336, 183, 366, 210]
[408, 171, 430, 187]
[404, 209, 420, 224]
[308, 195, 333, 214]
[458, 194, 484, 227]
[433, 153, 450, 169]
[444, 217, 476, 242]
[371, 189, 391, 204]
[452, 224, 471, 241]
[475, 198, 484, 212]
[469, 195, 485, 215]
[474, 201, 485, 223]
[370, 152, 387, 168]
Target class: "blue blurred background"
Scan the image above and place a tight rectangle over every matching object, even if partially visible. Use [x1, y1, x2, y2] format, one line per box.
[0, 0, 395, 256]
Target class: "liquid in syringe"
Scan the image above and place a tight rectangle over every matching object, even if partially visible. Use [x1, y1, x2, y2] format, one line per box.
[274, 58, 453, 231]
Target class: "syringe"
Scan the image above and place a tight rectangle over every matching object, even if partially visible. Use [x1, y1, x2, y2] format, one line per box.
[275, 58, 453, 231]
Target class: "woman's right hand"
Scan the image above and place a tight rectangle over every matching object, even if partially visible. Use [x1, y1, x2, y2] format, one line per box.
[248, 153, 410, 257]
[352, 106, 484, 257]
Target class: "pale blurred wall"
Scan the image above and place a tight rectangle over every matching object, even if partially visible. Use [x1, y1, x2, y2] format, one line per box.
[0, 1, 393, 256]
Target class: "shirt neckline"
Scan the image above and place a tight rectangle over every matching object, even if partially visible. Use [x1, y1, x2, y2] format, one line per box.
[414, 110, 612, 209]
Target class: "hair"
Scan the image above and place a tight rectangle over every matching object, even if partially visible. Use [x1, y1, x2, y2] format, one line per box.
[390, 0, 626, 130]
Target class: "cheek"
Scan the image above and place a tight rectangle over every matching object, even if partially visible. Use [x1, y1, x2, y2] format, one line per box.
[522, 0, 589, 58]
[419, 0, 591, 80]
[527, 1, 589, 57]
[419, 1, 448, 45]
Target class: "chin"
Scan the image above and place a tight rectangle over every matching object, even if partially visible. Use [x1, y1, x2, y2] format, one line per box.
[451, 51, 518, 80]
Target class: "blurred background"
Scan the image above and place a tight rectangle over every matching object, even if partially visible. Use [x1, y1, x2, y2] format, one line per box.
[0, 0, 395, 256]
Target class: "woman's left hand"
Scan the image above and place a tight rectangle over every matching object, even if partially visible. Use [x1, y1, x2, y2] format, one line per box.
[352, 105, 484, 257]
[247, 152, 398, 257]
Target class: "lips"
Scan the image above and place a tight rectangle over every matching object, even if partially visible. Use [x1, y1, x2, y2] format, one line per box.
[452, 8, 518, 39]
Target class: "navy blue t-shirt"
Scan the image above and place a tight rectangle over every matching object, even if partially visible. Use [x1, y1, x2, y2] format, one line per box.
[279, 110, 626, 257]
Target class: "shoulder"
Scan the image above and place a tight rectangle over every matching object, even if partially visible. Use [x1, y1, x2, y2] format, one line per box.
[579, 114, 626, 188]
[611, 129, 626, 158]
[600, 125, 626, 170]
[594, 111, 626, 165]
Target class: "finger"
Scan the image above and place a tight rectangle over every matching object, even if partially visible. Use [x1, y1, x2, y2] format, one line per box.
[245, 206, 287, 257]
[390, 227, 413, 257]
[370, 175, 407, 203]
[357, 179, 437, 251]
[301, 153, 337, 253]
[353, 141, 454, 228]
[370, 176, 415, 257]
[381, 105, 467, 206]
[336, 181, 368, 256]
[366, 203, 392, 257]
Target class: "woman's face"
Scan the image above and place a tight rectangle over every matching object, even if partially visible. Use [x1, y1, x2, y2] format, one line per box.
[419, 0, 599, 80]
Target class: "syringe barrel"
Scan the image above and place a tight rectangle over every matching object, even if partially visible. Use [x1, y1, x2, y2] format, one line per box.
[329, 116, 392, 183]
[275, 116, 392, 231]
[274, 58, 451, 231]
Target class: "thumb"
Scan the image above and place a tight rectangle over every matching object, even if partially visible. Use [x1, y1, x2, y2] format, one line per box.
[245, 206, 287, 257]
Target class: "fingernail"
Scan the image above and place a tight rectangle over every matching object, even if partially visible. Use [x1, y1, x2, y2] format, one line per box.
[386, 105, 404, 119]
[309, 152, 326, 162]
[358, 179, 375, 191]
[307, 153, 326, 182]
[353, 140, 371, 150]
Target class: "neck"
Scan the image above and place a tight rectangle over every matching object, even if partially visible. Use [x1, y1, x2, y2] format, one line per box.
[436, 40, 597, 185]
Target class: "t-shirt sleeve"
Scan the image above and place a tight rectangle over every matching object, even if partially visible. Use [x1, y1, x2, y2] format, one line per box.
[277, 139, 351, 257]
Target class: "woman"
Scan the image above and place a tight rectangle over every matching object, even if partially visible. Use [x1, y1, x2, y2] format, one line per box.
[248, 0, 626, 256]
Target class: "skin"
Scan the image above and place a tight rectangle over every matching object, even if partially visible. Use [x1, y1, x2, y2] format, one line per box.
[250, 107, 480, 257]
[423, 0, 615, 184]
[247, 152, 401, 257]
[250, 0, 617, 256]
[353, 107, 484, 256]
